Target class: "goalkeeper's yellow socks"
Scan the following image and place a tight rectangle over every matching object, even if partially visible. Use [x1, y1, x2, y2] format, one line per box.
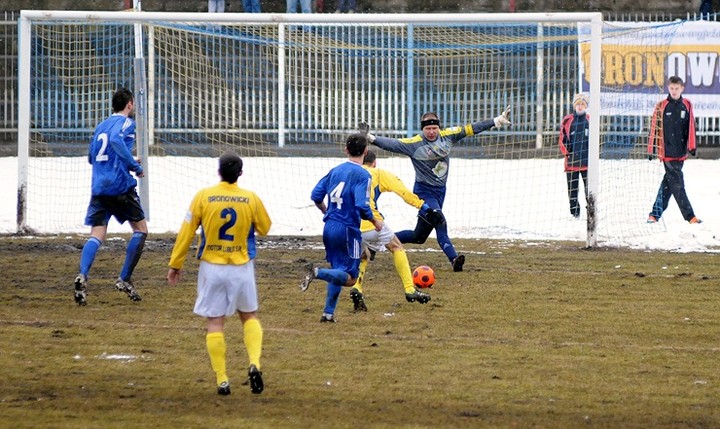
[243, 318, 263, 370]
[206, 332, 228, 386]
[352, 257, 369, 293]
[393, 249, 416, 294]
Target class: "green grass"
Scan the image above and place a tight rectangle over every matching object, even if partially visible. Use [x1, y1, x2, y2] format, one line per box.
[1, 235, 719, 428]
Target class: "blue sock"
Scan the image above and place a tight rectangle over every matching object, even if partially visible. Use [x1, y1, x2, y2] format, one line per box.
[79, 237, 102, 277]
[323, 282, 343, 315]
[435, 224, 458, 262]
[120, 232, 147, 281]
[316, 268, 349, 286]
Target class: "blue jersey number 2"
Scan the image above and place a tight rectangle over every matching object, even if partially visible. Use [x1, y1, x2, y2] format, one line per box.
[219, 208, 237, 241]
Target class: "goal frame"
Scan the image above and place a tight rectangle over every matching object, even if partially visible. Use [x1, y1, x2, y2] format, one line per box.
[16, 10, 603, 245]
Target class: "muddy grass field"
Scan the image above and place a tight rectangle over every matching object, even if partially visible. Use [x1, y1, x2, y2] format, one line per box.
[1, 234, 719, 428]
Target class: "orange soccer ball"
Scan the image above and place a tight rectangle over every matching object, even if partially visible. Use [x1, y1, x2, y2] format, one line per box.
[412, 265, 435, 289]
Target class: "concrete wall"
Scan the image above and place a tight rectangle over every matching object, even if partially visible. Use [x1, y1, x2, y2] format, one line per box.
[0, 0, 704, 14]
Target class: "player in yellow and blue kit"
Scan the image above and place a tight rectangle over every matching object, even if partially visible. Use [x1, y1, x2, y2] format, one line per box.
[167, 151, 272, 396]
[299, 134, 383, 323]
[360, 107, 511, 272]
[73, 87, 146, 305]
[349, 149, 437, 312]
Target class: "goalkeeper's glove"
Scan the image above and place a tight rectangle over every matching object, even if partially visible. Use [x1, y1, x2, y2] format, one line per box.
[419, 204, 445, 226]
[689, 148, 697, 156]
[358, 121, 376, 143]
[493, 105, 512, 128]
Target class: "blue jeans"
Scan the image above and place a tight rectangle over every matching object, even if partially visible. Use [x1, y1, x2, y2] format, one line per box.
[243, 0, 261, 12]
[336, 0, 355, 12]
[208, 0, 225, 12]
[287, 0, 311, 13]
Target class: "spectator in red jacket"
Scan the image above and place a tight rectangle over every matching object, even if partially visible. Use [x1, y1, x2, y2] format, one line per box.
[558, 93, 589, 218]
[647, 76, 701, 224]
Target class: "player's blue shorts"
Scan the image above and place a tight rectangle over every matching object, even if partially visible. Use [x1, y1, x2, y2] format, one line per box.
[414, 181, 447, 210]
[322, 220, 362, 279]
[84, 188, 146, 227]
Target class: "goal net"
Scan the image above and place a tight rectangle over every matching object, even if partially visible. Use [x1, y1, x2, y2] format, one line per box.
[19, 11, 692, 248]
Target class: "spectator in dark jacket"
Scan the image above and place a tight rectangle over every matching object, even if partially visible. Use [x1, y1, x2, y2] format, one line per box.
[699, 0, 714, 19]
[558, 93, 589, 218]
[647, 76, 701, 224]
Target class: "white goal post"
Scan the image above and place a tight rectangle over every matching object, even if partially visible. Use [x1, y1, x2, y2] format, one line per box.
[17, 11, 604, 246]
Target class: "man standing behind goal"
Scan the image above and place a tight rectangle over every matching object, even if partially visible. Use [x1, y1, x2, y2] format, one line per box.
[167, 151, 272, 396]
[646, 76, 702, 225]
[359, 107, 511, 272]
[73, 87, 146, 306]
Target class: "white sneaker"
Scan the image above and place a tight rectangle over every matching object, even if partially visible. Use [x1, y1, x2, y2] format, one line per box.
[299, 263, 316, 292]
[114, 277, 142, 302]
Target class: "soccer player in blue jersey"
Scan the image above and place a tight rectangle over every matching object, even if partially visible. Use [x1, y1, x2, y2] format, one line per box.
[299, 133, 383, 323]
[73, 88, 146, 305]
[359, 107, 511, 272]
[167, 151, 272, 396]
[349, 149, 435, 312]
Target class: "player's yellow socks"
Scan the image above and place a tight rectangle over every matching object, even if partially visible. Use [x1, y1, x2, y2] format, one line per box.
[206, 332, 227, 385]
[393, 249, 415, 294]
[352, 257, 368, 293]
[243, 318, 263, 369]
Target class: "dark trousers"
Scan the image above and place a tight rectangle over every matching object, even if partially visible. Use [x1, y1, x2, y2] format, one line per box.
[700, 0, 714, 18]
[395, 182, 458, 263]
[566, 170, 588, 218]
[649, 160, 695, 221]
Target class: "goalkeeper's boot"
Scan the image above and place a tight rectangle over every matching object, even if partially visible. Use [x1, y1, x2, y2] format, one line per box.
[299, 263, 316, 292]
[349, 288, 367, 312]
[74, 274, 88, 306]
[217, 381, 231, 396]
[647, 215, 658, 224]
[248, 364, 264, 394]
[452, 254, 465, 272]
[689, 216, 703, 224]
[405, 288, 431, 304]
[114, 277, 142, 302]
[319, 313, 336, 323]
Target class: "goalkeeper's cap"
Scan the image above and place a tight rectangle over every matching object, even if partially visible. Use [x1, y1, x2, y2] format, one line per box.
[573, 93, 589, 107]
[219, 151, 243, 183]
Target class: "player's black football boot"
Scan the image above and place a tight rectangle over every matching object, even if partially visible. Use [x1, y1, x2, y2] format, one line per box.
[74, 274, 88, 306]
[452, 254, 465, 272]
[405, 288, 431, 304]
[248, 365, 264, 394]
[217, 381, 231, 396]
[350, 288, 367, 312]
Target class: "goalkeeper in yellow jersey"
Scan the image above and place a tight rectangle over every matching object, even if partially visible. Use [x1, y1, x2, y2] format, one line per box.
[349, 149, 440, 312]
[166, 151, 272, 397]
